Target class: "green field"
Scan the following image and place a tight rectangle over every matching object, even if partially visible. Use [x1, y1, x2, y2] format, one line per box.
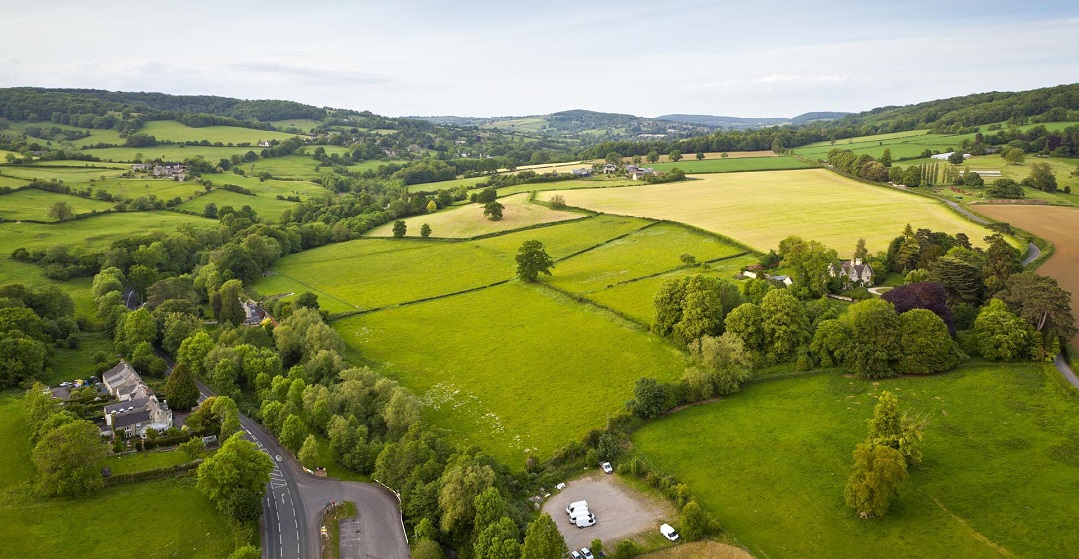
[366, 193, 583, 238]
[47, 331, 114, 383]
[0, 211, 216, 252]
[0, 260, 96, 321]
[539, 169, 1007, 256]
[7, 121, 125, 147]
[271, 119, 322, 133]
[101, 449, 194, 475]
[650, 155, 814, 174]
[82, 176, 208, 201]
[335, 282, 685, 465]
[0, 173, 30, 188]
[894, 155, 1079, 206]
[86, 145, 271, 163]
[544, 223, 745, 295]
[585, 255, 758, 325]
[0, 391, 242, 559]
[0, 165, 127, 182]
[633, 363, 1079, 558]
[255, 215, 652, 314]
[178, 188, 299, 221]
[0, 188, 115, 221]
[137, 120, 297, 144]
[494, 177, 639, 197]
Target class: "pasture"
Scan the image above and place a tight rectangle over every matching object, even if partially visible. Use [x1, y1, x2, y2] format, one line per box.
[334, 282, 685, 465]
[365, 192, 583, 238]
[87, 176, 209, 201]
[0, 260, 95, 321]
[538, 169, 1005, 256]
[137, 120, 297, 144]
[177, 188, 298, 221]
[975, 204, 1079, 348]
[633, 363, 1079, 559]
[0, 391, 243, 559]
[0, 173, 30, 188]
[649, 155, 813, 174]
[0, 165, 127, 182]
[85, 145, 270, 163]
[254, 215, 652, 314]
[0, 188, 114, 221]
[0, 211, 216, 252]
[271, 118, 322, 133]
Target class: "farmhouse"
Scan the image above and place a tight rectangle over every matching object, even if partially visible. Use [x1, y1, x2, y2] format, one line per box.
[152, 164, 186, 180]
[101, 361, 172, 438]
[626, 165, 657, 180]
[130, 163, 148, 171]
[769, 274, 795, 287]
[257, 140, 272, 147]
[829, 258, 875, 287]
[242, 298, 271, 326]
[572, 168, 592, 178]
[602, 164, 618, 174]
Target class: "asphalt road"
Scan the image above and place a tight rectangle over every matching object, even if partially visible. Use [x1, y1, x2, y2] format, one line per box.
[1022, 242, 1041, 266]
[165, 349, 408, 559]
[1053, 353, 1079, 390]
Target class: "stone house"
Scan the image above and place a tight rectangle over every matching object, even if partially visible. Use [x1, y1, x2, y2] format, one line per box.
[829, 258, 875, 287]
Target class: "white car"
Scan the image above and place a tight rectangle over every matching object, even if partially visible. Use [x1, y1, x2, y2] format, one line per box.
[566, 500, 588, 515]
[575, 514, 596, 528]
[660, 523, 680, 541]
[600, 461, 613, 474]
[581, 548, 595, 559]
[568, 507, 592, 522]
[570, 552, 583, 559]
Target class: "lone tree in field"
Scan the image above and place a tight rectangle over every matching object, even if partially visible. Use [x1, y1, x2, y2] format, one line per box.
[420, 223, 432, 238]
[844, 443, 909, 518]
[669, 150, 682, 162]
[515, 240, 553, 282]
[392, 220, 407, 237]
[483, 200, 504, 221]
[48, 200, 75, 221]
[696, 151, 705, 160]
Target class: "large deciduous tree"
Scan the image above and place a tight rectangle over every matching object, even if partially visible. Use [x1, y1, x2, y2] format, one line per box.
[896, 309, 964, 375]
[882, 281, 955, 336]
[520, 513, 568, 559]
[844, 443, 909, 518]
[515, 240, 554, 282]
[196, 432, 273, 520]
[760, 289, 811, 362]
[973, 299, 1033, 361]
[32, 419, 106, 497]
[778, 236, 838, 299]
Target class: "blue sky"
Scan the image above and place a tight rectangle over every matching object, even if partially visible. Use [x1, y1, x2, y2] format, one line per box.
[1, 0, 1076, 118]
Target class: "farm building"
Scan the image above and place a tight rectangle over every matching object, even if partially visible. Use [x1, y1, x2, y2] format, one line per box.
[829, 258, 875, 287]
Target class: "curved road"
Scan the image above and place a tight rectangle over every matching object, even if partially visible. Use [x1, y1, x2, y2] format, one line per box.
[182, 371, 409, 559]
[1054, 353, 1079, 390]
[1021, 242, 1041, 266]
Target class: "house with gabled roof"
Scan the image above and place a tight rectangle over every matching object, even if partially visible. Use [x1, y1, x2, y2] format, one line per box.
[101, 361, 173, 438]
[830, 258, 875, 287]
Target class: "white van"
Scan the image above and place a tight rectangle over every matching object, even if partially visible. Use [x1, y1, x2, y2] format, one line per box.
[568, 507, 593, 522]
[660, 523, 680, 541]
[565, 500, 588, 514]
[575, 514, 596, 528]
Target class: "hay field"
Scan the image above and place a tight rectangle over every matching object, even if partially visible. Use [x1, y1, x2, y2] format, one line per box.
[538, 169, 1003, 256]
[0, 189, 115, 221]
[633, 363, 1079, 558]
[334, 282, 685, 465]
[650, 155, 813, 174]
[976, 204, 1079, 347]
[365, 193, 582, 238]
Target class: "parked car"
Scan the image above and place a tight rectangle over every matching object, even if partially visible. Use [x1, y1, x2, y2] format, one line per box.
[570, 551, 583, 559]
[660, 523, 680, 541]
[575, 514, 596, 528]
[566, 500, 588, 514]
[600, 461, 613, 474]
[569, 507, 593, 522]
[581, 548, 595, 559]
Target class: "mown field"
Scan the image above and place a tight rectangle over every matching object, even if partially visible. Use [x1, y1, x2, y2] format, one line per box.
[493, 177, 638, 197]
[976, 204, 1079, 348]
[255, 215, 652, 313]
[0, 188, 115, 221]
[365, 192, 583, 238]
[633, 363, 1079, 559]
[87, 176, 210, 201]
[538, 169, 1005, 256]
[335, 282, 685, 465]
[0, 391, 241, 559]
[650, 155, 813, 174]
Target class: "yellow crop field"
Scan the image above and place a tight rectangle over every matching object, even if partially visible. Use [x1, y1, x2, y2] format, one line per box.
[538, 169, 1004, 256]
[365, 192, 582, 238]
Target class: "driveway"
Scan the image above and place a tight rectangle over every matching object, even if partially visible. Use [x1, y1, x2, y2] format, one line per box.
[542, 472, 675, 551]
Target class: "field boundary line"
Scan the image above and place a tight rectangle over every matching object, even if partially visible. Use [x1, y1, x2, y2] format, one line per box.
[552, 220, 660, 263]
[266, 271, 357, 313]
[598, 252, 753, 291]
[532, 281, 651, 332]
[922, 491, 1016, 558]
[328, 279, 512, 321]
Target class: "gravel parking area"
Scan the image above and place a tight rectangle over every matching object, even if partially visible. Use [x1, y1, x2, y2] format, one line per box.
[542, 472, 675, 551]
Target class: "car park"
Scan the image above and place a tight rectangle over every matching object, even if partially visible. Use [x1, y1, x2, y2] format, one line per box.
[600, 461, 613, 474]
[566, 500, 588, 515]
[660, 523, 680, 541]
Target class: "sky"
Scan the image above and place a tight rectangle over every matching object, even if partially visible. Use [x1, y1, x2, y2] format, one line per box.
[1, 0, 1077, 118]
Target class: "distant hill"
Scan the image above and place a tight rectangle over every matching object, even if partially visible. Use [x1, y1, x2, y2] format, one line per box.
[414, 109, 716, 142]
[656, 112, 849, 129]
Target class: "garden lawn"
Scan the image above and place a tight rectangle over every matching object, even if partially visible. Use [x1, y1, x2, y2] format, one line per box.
[256, 215, 651, 314]
[0, 391, 242, 559]
[586, 255, 757, 325]
[633, 363, 1079, 559]
[0, 211, 216, 252]
[538, 169, 1004, 256]
[335, 282, 685, 465]
[47, 331, 114, 384]
[365, 193, 583, 238]
[0, 188, 115, 221]
[544, 223, 746, 295]
[650, 155, 813, 173]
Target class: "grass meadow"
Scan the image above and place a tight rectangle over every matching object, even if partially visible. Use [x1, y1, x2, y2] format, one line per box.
[87, 176, 209, 201]
[0, 189, 115, 221]
[177, 188, 299, 221]
[0, 211, 216, 252]
[539, 169, 1005, 256]
[0, 173, 31, 188]
[650, 155, 813, 174]
[137, 120, 297, 144]
[633, 363, 1079, 559]
[270, 118, 322, 133]
[0, 260, 96, 321]
[976, 205, 1079, 348]
[85, 145, 269, 163]
[365, 193, 583, 238]
[898, 155, 1079, 206]
[0, 165, 127, 182]
[0, 391, 242, 559]
[335, 282, 686, 465]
